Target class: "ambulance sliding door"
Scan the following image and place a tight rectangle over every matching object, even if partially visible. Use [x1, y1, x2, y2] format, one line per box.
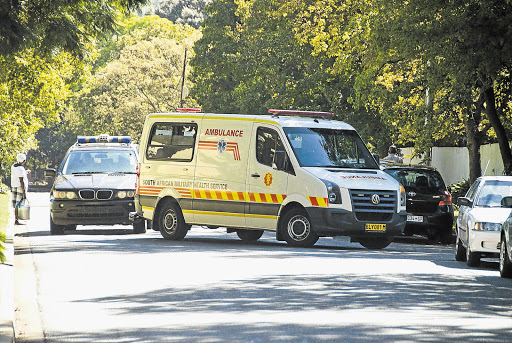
[192, 118, 253, 227]
[246, 125, 290, 230]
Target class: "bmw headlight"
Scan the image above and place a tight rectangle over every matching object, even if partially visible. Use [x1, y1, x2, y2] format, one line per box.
[54, 190, 76, 199]
[320, 179, 342, 204]
[474, 222, 502, 231]
[117, 191, 127, 199]
[127, 190, 135, 197]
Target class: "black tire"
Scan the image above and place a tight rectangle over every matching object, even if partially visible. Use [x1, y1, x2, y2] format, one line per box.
[466, 243, 481, 267]
[158, 201, 189, 240]
[499, 235, 512, 278]
[455, 234, 467, 262]
[50, 216, 65, 235]
[281, 208, 318, 247]
[236, 229, 264, 242]
[133, 220, 146, 234]
[439, 227, 454, 244]
[66, 224, 77, 231]
[358, 237, 393, 249]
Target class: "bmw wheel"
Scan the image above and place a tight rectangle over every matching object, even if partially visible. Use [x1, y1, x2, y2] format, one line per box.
[50, 216, 65, 235]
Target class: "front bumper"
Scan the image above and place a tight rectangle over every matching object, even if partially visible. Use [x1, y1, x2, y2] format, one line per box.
[306, 207, 407, 239]
[468, 230, 500, 254]
[50, 198, 136, 226]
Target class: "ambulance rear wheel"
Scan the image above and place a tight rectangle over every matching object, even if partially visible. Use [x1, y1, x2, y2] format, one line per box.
[158, 201, 188, 240]
[236, 229, 264, 242]
[281, 208, 318, 247]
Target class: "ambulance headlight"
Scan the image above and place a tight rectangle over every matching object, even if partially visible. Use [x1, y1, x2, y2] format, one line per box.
[320, 179, 342, 204]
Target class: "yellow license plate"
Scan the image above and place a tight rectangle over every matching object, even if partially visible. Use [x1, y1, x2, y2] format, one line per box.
[365, 223, 386, 232]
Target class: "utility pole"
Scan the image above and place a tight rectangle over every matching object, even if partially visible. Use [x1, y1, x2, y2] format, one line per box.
[179, 48, 187, 108]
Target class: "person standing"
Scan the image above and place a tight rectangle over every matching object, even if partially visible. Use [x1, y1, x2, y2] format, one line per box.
[11, 153, 30, 225]
[384, 145, 404, 163]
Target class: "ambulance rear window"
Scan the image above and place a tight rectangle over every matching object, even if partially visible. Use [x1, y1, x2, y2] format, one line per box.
[146, 123, 197, 161]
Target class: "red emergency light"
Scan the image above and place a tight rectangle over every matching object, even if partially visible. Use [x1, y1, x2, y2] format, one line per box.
[268, 109, 335, 118]
[177, 108, 201, 112]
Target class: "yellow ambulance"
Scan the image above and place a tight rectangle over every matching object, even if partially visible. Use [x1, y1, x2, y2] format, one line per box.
[132, 109, 406, 249]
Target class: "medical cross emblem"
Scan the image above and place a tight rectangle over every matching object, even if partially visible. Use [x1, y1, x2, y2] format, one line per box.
[217, 140, 227, 153]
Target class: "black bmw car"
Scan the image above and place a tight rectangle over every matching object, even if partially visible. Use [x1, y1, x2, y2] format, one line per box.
[45, 135, 145, 235]
[381, 163, 454, 243]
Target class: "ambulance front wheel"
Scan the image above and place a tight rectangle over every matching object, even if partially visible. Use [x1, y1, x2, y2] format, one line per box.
[158, 201, 189, 240]
[236, 229, 264, 242]
[281, 208, 319, 247]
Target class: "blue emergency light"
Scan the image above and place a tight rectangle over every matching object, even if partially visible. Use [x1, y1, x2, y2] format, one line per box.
[77, 135, 131, 144]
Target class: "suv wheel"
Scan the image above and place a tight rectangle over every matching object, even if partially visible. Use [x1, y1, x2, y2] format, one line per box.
[133, 220, 146, 234]
[50, 216, 65, 235]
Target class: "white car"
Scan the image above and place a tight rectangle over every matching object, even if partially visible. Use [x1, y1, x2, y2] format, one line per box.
[455, 176, 512, 267]
[500, 196, 512, 278]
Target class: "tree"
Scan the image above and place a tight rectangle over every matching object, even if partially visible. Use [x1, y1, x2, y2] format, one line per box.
[0, 0, 149, 57]
[67, 15, 200, 142]
[153, 0, 212, 29]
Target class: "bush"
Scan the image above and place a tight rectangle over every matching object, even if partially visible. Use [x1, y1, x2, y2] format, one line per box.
[449, 179, 471, 209]
[0, 183, 9, 194]
[0, 193, 8, 263]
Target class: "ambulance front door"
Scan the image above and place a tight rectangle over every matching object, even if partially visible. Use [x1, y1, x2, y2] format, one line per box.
[246, 125, 290, 230]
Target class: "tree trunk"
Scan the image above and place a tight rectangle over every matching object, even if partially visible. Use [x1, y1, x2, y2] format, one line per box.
[463, 109, 482, 185]
[484, 87, 512, 175]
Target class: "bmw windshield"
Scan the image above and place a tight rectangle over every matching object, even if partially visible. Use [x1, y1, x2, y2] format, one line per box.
[62, 150, 137, 174]
[284, 127, 379, 169]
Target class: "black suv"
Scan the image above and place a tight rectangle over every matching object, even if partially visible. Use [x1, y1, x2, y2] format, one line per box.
[381, 163, 454, 243]
[45, 135, 145, 235]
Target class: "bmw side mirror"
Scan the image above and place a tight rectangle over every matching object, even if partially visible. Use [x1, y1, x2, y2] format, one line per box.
[457, 197, 472, 207]
[501, 196, 512, 208]
[44, 168, 57, 178]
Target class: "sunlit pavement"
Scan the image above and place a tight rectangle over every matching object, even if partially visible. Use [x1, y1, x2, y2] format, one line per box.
[13, 192, 512, 342]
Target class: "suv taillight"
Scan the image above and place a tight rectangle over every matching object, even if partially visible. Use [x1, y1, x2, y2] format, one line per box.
[439, 191, 452, 206]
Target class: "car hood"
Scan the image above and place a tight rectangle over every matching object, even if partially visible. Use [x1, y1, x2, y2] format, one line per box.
[54, 173, 136, 190]
[470, 207, 512, 223]
[303, 167, 399, 190]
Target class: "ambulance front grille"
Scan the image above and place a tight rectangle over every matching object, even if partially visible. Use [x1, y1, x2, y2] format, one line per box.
[349, 189, 397, 222]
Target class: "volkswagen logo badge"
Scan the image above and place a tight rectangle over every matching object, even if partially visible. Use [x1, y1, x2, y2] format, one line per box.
[408, 191, 417, 197]
[371, 194, 380, 205]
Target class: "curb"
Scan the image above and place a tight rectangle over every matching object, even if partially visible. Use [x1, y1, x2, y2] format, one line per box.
[0, 209, 14, 343]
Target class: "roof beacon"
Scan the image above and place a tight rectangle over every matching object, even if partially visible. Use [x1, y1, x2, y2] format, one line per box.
[77, 135, 132, 144]
[268, 109, 335, 119]
[177, 108, 201, 112]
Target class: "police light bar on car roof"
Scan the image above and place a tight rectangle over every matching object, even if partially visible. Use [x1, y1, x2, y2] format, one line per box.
[176, 108, 201, 112]
[268, 109, 335, 118]
[77, 135, 131, 144]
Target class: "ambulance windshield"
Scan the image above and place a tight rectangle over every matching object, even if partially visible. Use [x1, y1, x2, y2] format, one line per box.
[284, 127, 379, 169]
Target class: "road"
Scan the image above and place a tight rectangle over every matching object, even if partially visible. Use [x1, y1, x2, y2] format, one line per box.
[13, 192, 512, 342]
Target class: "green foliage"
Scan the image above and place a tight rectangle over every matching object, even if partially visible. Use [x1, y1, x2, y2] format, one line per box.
[449, 179, 471, 209]
[67, 15, 200, 142]
[0, 192, 9, 263]
[0, 0, 149, 57]
[154, 0, 213, 28]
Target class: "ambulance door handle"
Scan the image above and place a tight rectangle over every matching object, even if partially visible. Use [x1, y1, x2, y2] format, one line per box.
[251, 173, 260, 178]
[183, 168, 188, 171]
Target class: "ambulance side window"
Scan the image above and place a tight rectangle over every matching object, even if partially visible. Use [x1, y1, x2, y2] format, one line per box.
[146, 123, 197, 161]
[256, 127, 292, 173]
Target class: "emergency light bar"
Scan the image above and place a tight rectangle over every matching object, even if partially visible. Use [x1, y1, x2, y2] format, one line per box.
[177, 108, 201, 112]
[77, 135, 131, 144]
[268, 109, 335, 118]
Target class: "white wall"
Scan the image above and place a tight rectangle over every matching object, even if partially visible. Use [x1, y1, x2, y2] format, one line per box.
[400, 143, 509, 186]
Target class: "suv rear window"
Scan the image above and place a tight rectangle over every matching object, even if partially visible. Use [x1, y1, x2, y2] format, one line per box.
[384, 169, 446, 195]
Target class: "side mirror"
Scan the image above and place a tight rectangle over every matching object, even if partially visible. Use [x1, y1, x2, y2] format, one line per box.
[273, 151, 287, 171]
[457, 197, 473, 207]
[44, 168, 57, 178]
[501, 196, 512, 208]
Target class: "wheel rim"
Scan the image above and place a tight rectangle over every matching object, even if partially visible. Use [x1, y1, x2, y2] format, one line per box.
[163, 209, 177, 234]
[287, 214, 310, 241]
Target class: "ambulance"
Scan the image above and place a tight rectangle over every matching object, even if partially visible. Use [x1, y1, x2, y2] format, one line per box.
[132, 109, 406, 249]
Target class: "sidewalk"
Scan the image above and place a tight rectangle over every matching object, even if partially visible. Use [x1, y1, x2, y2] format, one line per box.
[0, 212, 14, 343]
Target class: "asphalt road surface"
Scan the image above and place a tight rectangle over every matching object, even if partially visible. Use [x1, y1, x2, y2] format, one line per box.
[13, 192, 512, 343]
